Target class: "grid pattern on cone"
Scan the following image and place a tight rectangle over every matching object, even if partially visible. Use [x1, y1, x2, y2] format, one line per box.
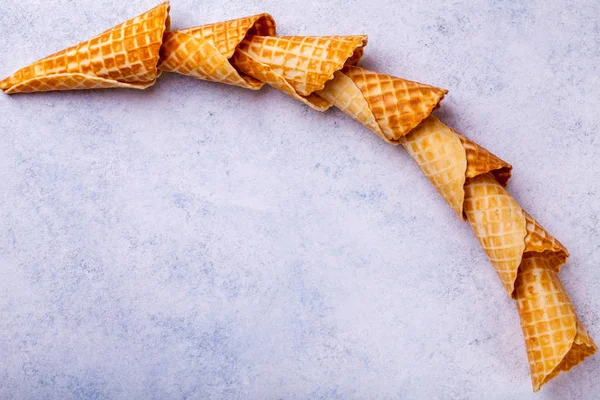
[399, 116, 512, 218]
[400, 115, 467, 216]
[515, 254, 596, 391]
[543, 320, 597, 388]
[158, 14, 276, 90]
[1, 2, 169, 93]
[236, 35, 367, 97]
[159, 32, 261, 89]
[458, 134, 512, 186]
[464, 173, 527, 294]
[178, 14, 275, 59]
[316, 71, 382, 137]
[343, 65, 447, 141]
[232, 49, 331, 110]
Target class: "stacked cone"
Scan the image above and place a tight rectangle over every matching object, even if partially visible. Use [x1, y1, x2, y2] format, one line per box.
[155, 15, 447, 124]
[0, 2, 595, 392]
[401, 116, 596, 391]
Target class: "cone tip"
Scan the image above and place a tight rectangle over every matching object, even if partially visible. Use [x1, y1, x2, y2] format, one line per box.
[0, 77, 11, 92]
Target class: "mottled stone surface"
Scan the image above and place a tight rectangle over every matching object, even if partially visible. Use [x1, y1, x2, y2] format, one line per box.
[0, 0, 598, 398]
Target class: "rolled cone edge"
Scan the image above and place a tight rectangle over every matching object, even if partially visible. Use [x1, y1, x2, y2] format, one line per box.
[457, 133, 512, 187]
[301, 35, 368, 96]
[2, 73, 157, 94]
[175, 13, 276, 59]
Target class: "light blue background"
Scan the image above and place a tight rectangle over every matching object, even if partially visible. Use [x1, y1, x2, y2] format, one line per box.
[1, 0, 599, 398]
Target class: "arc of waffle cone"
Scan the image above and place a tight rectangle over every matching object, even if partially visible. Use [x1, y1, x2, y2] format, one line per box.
[515, 254, 596, 391]
[158, 13, 275, 90]
[402, 115, 594, 390]
[231, 35, 367, 111]
[1, 2, 170, 94]
[399, 116, 564, 295]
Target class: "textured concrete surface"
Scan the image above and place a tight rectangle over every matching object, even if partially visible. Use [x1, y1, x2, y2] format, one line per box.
[1, 0, 599, 398]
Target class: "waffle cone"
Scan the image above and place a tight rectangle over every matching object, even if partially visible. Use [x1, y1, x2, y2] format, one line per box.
[0, 2, 170, 94]
[463, 174, 569, 295]
[515, 254, 597, 391]
[158, 14, 275, 89]
[400, 115, 511, 216]
[464, 173, 528, 294]
[317, 67, 447, 142]
[232, 35, 367, 111]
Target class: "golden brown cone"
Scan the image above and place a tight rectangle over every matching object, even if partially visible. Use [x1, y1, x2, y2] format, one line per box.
[332, 66, 448, 142]
[464, 173, 527, 295]
[0, 2, 170, 94]
[400, 115, 467, 214]
[463, 174, 570, 297]
[515, 254, 596, 391]
[158, 14, 275, 89]
[232, 35, 367, 111]
[400, 115, 511, 217]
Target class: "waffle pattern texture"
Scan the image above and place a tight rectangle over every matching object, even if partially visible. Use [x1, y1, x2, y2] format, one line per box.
[0, 2, 170, 93]
[401, 115, 596, 391]
[0, 1, 595, 392]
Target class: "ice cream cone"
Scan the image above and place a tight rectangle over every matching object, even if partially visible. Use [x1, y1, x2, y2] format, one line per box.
[515, 254, 597, 391]
[0, 2, 170, 94]
[464, 173, 528, 295]
[232, 35, 367, 111]
[400, 115, 511, 217]
[158, 13, 275, 89]
[318, 67, 447, 142]
[463, 174, 569, 296]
